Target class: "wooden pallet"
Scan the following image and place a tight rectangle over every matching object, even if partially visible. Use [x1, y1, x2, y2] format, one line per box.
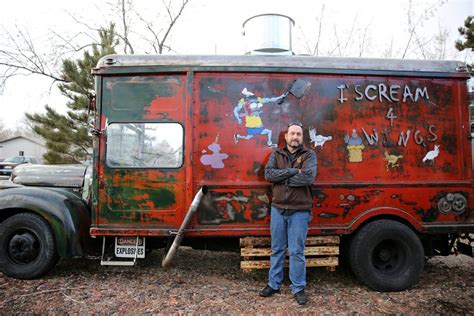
[240, 236, 339, 272]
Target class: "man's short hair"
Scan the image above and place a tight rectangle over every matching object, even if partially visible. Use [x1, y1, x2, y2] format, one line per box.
[287, 121, 303, 129]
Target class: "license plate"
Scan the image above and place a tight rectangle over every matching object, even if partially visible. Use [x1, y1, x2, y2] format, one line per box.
[115, 237, 145, 258]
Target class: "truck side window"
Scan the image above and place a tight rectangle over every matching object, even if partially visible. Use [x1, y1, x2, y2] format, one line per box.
[105, 122, 184, 168]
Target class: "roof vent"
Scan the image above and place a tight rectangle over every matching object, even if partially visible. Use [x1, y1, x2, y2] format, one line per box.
[105, 58, 117, 65]
[243, 13, 295, 55]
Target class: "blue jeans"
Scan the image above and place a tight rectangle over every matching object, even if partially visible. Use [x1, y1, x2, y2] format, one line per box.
[268, 206, 310, 294]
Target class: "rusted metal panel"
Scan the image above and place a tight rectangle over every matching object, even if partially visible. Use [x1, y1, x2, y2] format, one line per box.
[93, 75, 187, 230]
[191, 72, 472, 236]
[91, 57, 473, 238]
[94, 55, 469, 78]
[11, 164, 88, 189]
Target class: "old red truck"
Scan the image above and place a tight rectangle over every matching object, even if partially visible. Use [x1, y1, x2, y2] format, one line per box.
[0, 55, 472, 292]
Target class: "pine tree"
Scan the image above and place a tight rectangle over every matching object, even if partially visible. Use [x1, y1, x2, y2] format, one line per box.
[455, 16, 473, 73]
[26, 24, 118, 164]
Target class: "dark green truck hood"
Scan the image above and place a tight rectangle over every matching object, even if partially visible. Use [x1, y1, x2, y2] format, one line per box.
[4, 164, 92, 200]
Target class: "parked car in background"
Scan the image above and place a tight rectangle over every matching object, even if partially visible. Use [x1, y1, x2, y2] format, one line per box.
[0, 156, 38, 178]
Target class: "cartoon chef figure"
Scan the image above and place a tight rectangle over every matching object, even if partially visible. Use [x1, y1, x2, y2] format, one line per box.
[233, 88, 284, 147]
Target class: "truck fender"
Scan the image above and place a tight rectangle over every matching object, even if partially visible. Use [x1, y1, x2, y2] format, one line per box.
[348, 206, 422, 233]
[0, 187, 91, 257]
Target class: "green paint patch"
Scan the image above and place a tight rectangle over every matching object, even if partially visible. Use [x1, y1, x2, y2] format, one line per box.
[151, 188, 176, 208]
[107, 186, 176, 211]
[102, 76, 181, 121]
[112, 83, 159, 110]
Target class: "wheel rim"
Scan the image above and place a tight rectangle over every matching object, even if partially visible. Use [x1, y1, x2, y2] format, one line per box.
[372, 239, 406, 275]
[7, 230, 40, 264]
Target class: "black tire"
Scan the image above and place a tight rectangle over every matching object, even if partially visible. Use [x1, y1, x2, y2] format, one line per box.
[339, 235, 353, 271]
[349, 220, 424, 292]
[0, 213, 59, 279]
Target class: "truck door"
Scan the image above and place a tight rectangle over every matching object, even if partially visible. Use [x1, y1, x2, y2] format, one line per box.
[95, 75, 187, 232]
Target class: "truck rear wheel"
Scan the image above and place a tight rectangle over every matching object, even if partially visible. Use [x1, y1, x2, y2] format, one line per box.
[0, 213, 58, 279]
[349, 219, 424, 292]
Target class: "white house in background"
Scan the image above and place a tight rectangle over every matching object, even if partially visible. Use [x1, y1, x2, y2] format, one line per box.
[0, 135, 46, 163]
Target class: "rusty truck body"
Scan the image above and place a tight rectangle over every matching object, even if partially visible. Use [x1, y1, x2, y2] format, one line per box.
[0, 55, 472, 291]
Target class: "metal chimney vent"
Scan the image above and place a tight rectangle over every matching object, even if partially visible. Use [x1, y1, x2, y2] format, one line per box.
[243, 13, 295, 55]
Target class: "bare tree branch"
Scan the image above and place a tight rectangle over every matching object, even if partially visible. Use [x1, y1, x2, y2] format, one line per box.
[421, 24, 449, 60]
[414, 30, 428, 59]
[120, 0, 135, 54]
[0, 25, 69, 90]
[158, 0, 190, 54]
[65, 12, 101, 37]
[50, 30, 98, 54]
[313, 4, 325, 56]
[341, 14, 358, 56]
[328, 25, 342, 57]
[300, 4, 326, 56]
[1, 0, 192, 95]
[358, 19, 372, 57]
[383, 37, 395, 58]
[0, 62, 66, 82]
[402, 0, 447, 58]
[128, 0, 190, 54]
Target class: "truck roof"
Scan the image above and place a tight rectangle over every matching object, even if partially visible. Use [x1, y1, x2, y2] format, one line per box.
[94, 55, 470, 78]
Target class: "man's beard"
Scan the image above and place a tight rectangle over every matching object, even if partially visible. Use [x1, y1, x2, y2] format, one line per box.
[288, 140, 301, 148]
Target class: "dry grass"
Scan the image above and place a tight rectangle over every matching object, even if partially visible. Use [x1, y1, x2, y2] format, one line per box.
[0, 247, 472, 314]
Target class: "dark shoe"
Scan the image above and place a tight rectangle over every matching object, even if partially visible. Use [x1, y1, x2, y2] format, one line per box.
[259, 285, 279, 297]
[294, 290, 307, 305]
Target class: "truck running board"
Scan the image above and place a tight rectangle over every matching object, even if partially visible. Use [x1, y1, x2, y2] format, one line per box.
[100, 236, 140, 266]
[240, 236, 340, 272]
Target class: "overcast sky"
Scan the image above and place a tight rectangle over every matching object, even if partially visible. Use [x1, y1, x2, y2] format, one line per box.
[0, 0, 472, 129]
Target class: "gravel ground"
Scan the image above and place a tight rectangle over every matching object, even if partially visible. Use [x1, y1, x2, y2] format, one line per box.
[0, 247, 472, 314]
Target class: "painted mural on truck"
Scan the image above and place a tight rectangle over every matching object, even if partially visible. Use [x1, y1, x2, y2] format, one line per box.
[194, 73, 468, 226]
[92, 72, 470, 231]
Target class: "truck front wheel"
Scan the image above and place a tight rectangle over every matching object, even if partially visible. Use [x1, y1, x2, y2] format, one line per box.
[0, 213, 58, 279]
[349, 219, 424, 292]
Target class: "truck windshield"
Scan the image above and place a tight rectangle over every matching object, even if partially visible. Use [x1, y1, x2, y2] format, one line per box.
[105, 122, 183, 168]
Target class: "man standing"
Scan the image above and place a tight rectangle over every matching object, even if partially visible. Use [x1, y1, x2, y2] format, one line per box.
[259, 121, 317, 305]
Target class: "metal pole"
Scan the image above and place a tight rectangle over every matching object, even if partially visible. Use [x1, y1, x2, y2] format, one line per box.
[161, 186, 207, 268]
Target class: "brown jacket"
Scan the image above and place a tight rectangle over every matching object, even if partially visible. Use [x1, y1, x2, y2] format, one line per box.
[264, 146, 317, 211]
